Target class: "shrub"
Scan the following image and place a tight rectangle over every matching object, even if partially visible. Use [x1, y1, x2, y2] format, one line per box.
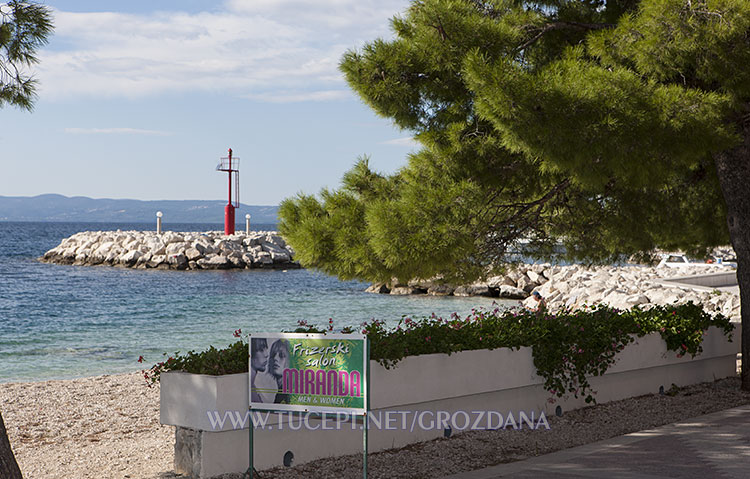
[143, 302, 732, 403]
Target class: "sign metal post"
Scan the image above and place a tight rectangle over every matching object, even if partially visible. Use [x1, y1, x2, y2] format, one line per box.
[363, 338, 370, 478]
[247, 332, 369, 478]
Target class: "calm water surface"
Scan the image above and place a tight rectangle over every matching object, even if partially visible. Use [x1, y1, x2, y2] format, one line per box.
[0, 222, 511, 382]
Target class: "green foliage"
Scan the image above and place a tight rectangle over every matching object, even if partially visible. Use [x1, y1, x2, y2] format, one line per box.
[588, 0, 750, 99]
[365, 301, 732, 403]
[141, 340, 249, 387]
[279, 157, 398, 282]
[0, 1, 53, 110]
[279, 0, 746, 284]
[465, 50, 736, 189]
[144, 303, 732, 404]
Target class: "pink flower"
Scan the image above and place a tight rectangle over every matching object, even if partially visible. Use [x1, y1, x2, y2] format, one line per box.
[137, 355, 144, 363]
[233, 329, 242, 338]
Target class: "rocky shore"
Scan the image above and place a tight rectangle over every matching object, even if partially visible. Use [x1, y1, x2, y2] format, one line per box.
[38, 231, 741, 319]
[371, 263, 741, 319]
[40, 230, 299, 270]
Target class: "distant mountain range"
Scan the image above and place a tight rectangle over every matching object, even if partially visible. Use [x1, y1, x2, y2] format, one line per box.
[0, 194, 279, 224]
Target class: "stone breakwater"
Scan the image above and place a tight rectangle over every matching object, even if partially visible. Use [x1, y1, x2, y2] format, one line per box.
[40, 230, 299, 270]
[369, 264, 741, 319]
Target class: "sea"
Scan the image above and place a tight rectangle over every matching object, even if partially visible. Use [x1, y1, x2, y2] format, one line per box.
[0, 222, 513, 383]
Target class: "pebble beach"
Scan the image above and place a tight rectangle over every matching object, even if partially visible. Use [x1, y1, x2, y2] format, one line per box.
[0, 373, 172, 479]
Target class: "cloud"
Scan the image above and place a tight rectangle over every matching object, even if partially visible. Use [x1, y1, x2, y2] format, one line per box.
[381, 137, 420, 147]
[64, 127, 172, 136]
[242, 89, 353, 103]
[37, 1, 410, 101]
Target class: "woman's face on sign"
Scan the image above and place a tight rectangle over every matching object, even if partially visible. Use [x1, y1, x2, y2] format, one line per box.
[271, 346, 289, 377]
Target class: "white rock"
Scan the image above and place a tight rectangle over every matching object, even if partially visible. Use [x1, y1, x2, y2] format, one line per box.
[268, 234, 287, 249]
[148, 255, 166, 268]
[148, 241, 166, 256]
[627, 294, 650, 306]
[162, 232, 184, 244]
[270, 251, 290, 263]
[243, 235, 262, 247]
[255, 251, 273, 265]
[454, 284, 491, 296]
[486, 275, 508, 288]
[227, 253, 245, 268]
[498, 285, 526, 299]
[185, 247, 202, 261]
[390, 286, 415, 295]
[166, 242, 188, 255]
[198, 255, 231, 269]
[119, 250, 142, 265]
[261, 241, 287, 255]
[427, 284, 454, 296]
[168, 253, 188, 269]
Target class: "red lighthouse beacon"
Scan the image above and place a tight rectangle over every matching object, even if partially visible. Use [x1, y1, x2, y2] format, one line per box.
[216, 148, 240, 235]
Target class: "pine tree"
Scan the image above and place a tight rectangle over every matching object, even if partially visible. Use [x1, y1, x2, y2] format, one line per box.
[1, 2, 53, 476]
[0, 0, 53, 109]
[279, 0, 750, 390]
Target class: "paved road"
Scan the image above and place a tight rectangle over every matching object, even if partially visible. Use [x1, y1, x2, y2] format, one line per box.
[443, 405, 750, 479]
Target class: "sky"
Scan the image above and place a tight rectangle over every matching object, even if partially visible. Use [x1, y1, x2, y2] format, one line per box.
[1, 0, 418, 205]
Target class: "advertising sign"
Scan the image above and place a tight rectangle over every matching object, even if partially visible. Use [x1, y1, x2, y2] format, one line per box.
[249, 333, 368, 415]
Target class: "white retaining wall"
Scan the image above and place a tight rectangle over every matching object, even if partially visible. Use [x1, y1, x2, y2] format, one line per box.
[160, 326, 740, 477]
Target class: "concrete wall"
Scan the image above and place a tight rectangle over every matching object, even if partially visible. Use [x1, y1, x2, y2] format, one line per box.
[160, 326, 740, 477]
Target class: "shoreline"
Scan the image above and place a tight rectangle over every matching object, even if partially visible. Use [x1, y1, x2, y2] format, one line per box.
[374, 263, 741, 320]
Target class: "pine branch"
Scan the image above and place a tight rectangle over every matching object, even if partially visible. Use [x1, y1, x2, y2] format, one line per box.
[516, 21, 616, 53]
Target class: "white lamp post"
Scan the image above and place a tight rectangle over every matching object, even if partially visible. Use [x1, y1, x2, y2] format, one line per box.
[245, 214, 251, 234]
[156, 211, 163, 235]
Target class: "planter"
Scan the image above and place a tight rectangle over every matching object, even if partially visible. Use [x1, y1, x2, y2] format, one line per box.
[160, 326, 739, 478]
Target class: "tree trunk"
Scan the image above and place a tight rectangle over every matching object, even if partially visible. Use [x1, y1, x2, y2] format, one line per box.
[0, 411, 23, 479]
[714, 114, 750, 391]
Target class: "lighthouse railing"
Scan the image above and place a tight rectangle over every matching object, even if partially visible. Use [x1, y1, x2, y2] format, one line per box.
[216, 157, 240, 172]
